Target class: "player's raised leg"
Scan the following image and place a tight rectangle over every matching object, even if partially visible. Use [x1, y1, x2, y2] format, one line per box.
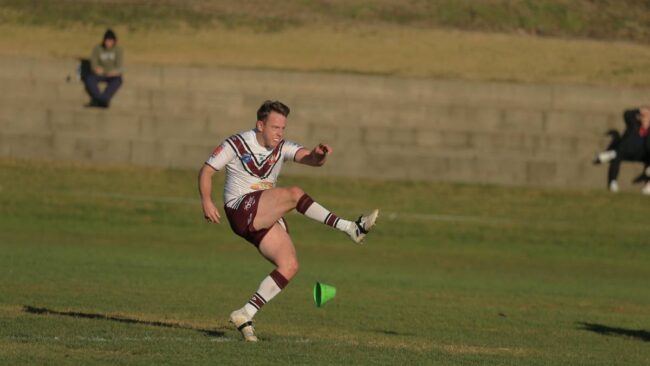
[229, 223, 296, 342]
[254, 186, 379, 243]
[251, 187, 304, 229]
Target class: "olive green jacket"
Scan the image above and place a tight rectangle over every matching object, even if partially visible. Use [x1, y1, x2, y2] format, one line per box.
[90, 45, 124, 74]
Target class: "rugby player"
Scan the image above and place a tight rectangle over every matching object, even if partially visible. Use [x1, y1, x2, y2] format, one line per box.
[198, 100, 379, 341]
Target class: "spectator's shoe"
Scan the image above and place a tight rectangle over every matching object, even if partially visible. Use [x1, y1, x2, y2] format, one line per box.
[347, 209, 379, 244]
[84, 99, 102, 108]
[229, 308, 258, 342]
[642, 184, 650, 196]
[594, 150, 616, 164]
[609, 181, 619, 193]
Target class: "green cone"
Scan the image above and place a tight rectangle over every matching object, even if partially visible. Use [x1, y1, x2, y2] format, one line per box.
[313, 282, 337, 307]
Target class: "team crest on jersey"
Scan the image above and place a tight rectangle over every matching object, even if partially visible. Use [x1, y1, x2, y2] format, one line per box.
[241, 153, 253, 163]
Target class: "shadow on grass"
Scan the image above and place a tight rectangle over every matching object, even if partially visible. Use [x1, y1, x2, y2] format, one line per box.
[24, 305, 225, 337]
[367, 328, 416, 336]
[578, 322, 650, 342]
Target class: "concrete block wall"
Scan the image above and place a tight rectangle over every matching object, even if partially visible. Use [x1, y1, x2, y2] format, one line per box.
[1, 56, 649, 190]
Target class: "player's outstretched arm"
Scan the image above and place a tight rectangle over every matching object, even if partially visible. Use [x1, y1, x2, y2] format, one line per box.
[198, 163, 221, 223]
[295, 143, 332, 167]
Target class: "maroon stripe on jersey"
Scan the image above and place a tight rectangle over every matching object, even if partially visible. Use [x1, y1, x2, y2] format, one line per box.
[225, 138, 255, 177]
[296, 194, 314, 214]
[227, 135, 249, 157]
[231, 134, 284, 168]
[325, 213, 339, 227]
[270, 270, 289, 289]
[228, 135, 284, 179]
[248, 292, 267, 310]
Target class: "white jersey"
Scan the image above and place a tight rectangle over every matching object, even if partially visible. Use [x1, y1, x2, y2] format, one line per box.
[205, 129, 303, 208]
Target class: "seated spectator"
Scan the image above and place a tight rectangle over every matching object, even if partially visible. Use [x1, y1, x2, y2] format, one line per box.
[594, 106, 650, 194]
[84, 29, 123, 108]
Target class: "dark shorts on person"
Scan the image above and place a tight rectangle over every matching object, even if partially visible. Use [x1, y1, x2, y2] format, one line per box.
[224, 190, 288, 247]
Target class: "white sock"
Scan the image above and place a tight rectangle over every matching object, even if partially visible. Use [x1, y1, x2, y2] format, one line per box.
[243, 270, 288, 318]
[296, 194, 353, 232]
[598, 150, 617, 163]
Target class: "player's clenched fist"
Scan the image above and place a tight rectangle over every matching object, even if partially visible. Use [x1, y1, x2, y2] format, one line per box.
[315, 143, 332, 156]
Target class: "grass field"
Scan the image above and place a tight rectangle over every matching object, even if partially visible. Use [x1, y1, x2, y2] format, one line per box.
[1, 158, 649, 365]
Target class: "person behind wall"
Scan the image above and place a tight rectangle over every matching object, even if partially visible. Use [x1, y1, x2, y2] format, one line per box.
[594, 106, 650, 194]
[84, 29, 123, 108]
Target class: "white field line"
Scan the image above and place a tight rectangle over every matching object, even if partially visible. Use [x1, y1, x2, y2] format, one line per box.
[384, 212, 506, 225]
[5, 335, 233, 343]
[4, 335, 313, 343]
[52, 190, 650, 234]
[4, 335, 525, 355]
[66, 191, 505, 225]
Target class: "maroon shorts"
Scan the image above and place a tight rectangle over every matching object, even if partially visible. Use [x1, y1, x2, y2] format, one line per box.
[224, 191, 288, 247]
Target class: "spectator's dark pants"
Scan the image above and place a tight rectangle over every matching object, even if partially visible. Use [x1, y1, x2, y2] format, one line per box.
[608, 138, 647, 183]
[84, 74, 122, 107]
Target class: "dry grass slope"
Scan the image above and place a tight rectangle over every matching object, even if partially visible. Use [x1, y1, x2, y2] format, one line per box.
[0, 0, 649, 86]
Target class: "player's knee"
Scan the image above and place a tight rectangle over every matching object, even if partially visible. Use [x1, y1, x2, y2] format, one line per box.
[286, 186, 305, 203]
[282, 260, 300, 280]
[289, 261, 300, 278]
